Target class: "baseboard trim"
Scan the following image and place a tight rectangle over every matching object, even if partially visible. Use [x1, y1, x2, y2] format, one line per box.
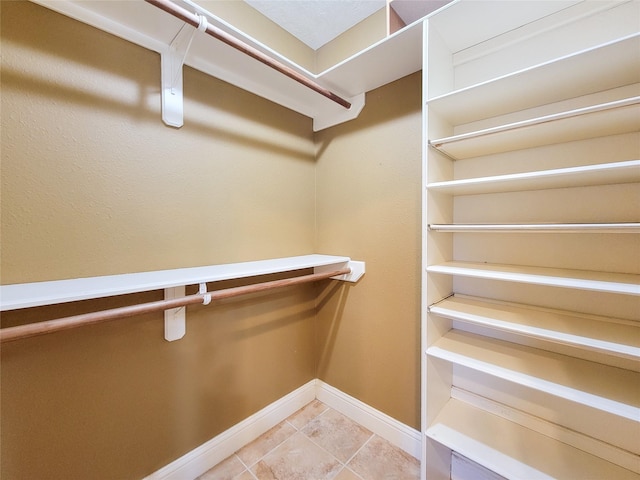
[144, 379, 421, 479]
[143, 380, 316, 480]
[315, 380, 422, 460]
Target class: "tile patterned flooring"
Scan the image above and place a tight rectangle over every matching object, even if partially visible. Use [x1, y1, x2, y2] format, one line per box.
[197, 400, 420, 480]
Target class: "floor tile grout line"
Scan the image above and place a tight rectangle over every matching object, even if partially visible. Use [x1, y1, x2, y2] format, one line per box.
[284, 419, 298, 431]
[341, 465, 367, 480]
[202, 402, 418, 480]
[295, 406, 376, 471]
[234, 401, 331, 472]
[287, 400, 330, 431]
[342, 432, 376, 468]
[234, 453, 254, 474]
[236, 423, 298, 470]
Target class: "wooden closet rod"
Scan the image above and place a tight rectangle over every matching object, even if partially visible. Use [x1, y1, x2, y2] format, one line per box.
[0, 267, 350, 343]
[144, 0, 352, 110]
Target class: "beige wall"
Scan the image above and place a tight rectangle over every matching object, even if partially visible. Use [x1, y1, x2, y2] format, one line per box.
[315, 8, 388, 73]
[1, 1, 316, 283]
[1, 2, 318, 479]
[315, 72, 423, 429]
[1, 1, 422, 478]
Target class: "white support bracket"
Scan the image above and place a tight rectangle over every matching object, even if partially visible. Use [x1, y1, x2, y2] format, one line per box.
[314, 260, 365, 283]
[160, 14, 208, 128]
[164, 285, 186, 341]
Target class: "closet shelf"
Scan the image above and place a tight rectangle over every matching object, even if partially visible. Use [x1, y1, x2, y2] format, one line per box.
[426, 329, 640, 420]
[426, 160, 640, 195]
[426, 398, 640, 480]
[0, 254, 359, 311]
[426, 261, 640, 296]
[429, 97, 640, 159]
[427, 33, 640, 124]
[428, 294, 639, 361]
[428, 223, 640, 233]
[32, 0, 424, 131]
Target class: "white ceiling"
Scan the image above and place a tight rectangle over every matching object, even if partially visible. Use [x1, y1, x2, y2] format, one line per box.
[244, 0, 386, 50]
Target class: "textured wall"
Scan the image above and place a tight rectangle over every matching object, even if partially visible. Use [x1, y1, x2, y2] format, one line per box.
[315, 72, 423, 429]
[1, 2, 423, 478]
[1, 2, 316, 283]
[315, 8, 387, 73]
[1, 2, 317, 478]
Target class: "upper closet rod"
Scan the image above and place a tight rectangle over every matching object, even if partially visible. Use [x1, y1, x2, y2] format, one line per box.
[145, 0, 352, 110]
[0, 267, 350, 343]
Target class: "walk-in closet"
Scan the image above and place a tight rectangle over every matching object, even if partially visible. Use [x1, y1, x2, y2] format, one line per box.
[1, 1, 638, 479]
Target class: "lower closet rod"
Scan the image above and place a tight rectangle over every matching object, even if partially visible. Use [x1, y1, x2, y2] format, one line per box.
[0, 267, 350, 343]
[144, 0, 352, 109]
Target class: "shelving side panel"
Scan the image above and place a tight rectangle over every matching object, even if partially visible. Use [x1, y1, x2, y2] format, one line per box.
[422, 16, 455, 480]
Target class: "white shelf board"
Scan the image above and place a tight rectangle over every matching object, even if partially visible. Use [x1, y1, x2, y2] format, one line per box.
[426, 398, 640, 480]
[427, 34, 640, 125]
[427, 329, 640, 420]
[428, 223, 640, 233]
[426, 261, 640, 296]
[0, 254, 351, 311]
[430, 97, 640, 159]
[429, 295, 640, 361]
[426, 160, 640, 195]
[31, 0, 424, 131]
[318, 20, 424, 98]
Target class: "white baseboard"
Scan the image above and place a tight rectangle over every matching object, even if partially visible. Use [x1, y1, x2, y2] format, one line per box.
[143, 380, 316, 480]
[144, 379, 422, 479]
[315, 380, 422, 460]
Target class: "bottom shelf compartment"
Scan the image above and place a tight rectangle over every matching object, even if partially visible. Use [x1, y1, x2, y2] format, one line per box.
[426, 398, 640, 480]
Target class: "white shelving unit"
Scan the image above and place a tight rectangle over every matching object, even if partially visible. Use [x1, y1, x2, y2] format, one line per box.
[422, 1, 640, 479]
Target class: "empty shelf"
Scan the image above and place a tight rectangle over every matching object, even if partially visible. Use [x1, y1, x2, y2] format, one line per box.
[426, 160, 640, 195]
[427, 34, 640, 125]
[429, 97, 640, 159]
[426, 261, 640, 296]
[426, 398, 640, 480]
[428, 295, 640, 360]
[427, 329, 640, 420]
[0, 254, 351, 311]
[428, 223, 640, 233]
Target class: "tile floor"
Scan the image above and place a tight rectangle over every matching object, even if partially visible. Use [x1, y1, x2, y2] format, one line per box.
[197, 400, 420, 480]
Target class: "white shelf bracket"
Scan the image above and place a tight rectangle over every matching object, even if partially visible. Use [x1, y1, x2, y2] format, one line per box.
[160, 14, 208, 128]
[164, 285, 186, 341]
[314, 260, 365, 283]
